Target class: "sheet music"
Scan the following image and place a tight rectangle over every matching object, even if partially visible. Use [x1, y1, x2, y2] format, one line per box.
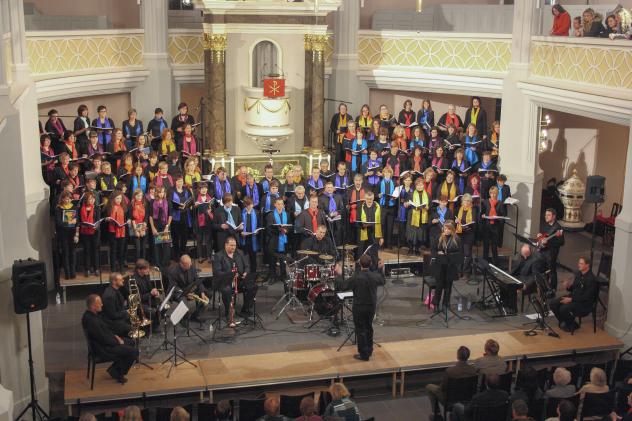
[337, 291, 353, 300]
[170, 300, 189, 325]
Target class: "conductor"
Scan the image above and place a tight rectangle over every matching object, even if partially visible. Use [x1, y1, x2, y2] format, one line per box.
[346, 254, 385, 362]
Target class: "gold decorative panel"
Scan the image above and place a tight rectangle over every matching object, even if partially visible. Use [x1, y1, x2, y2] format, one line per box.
[531, 41, 632, 90]
[357, 34, 511, 72]
[27, 34, 143, 76]
[168, 34, 204, 65]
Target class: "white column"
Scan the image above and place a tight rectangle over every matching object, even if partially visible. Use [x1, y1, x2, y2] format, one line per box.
[132, 0, 173, 121]
[605, 119, 632, 347]
[327, 0, 369, 118]
[498, 0, 543, 240]
[0, 0, 8, 93]
[7, 0, 29, 86]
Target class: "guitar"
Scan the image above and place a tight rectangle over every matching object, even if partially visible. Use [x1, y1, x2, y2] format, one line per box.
[535, 229, 563, 249]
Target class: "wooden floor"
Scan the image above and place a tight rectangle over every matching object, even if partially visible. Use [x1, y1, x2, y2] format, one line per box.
[65, 326, 622, 407]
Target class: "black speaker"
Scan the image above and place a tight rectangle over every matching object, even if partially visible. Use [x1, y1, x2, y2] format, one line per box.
[12, 259, 48, 314]
[585, 175, 606, 203]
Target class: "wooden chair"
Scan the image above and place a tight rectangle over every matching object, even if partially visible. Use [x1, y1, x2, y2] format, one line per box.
[83, 329, 114, 391]
[440, 375, 479, 420]
[470, 399, 510, 421]
[421, 253, 437, 308]
[280, 392, 314, 418]
[579, 390, 616, 421]
[238, 398, 266, 421]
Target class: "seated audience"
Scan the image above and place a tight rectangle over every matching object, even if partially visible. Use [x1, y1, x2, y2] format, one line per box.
[216, 400, 233, 421]
[545, 368, 576, 399]
[122, 406, 142, 421]
[324, 383, 361, 421]
[170, 407, 190, 421]
[545, 399, 577, 421]
[578, 367, 609, 396]
[474, 339, 506, 375]
[512, 399, 536, 421]
[297, 396, 322, 421]
[452, 373, 510, 421]
[257, 397, 290, 421]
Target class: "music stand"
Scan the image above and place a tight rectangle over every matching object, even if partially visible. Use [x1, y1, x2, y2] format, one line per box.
[429, 252, 469, 327]
[239, 273, 265, 330]
[149, 286, 178, 358]
[175, 280, 209, 344]
[162, 301, 197, 378]
[524, 273, 560, 338]
[208, 272, 235, 340]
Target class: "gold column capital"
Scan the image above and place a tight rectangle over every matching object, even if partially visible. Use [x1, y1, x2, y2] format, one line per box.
[309, 34, 328, 63]
[304, 34, 313, 51]
[203, 33, 227, 51]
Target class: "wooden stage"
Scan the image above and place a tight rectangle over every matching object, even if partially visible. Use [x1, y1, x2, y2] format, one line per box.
[65, 327, 622, 410]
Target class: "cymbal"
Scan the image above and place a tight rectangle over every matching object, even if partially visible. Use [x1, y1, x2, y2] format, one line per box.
[319, 254, 334, 260]
[336, 244, 358, 251]
[297, 250, 319, 255]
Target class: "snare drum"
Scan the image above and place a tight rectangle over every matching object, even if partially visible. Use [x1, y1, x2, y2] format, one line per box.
[320, 264, 335, 280]
[305, 264, 321, 282]
[307, 283, 337, 316]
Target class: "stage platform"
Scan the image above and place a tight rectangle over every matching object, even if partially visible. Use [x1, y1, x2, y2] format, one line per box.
[64, 327, 622, 411]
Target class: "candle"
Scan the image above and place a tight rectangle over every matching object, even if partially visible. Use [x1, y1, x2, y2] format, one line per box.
[416, 0, 423, 13]
[327, 154, 331, 167]
[309, 154, 313, 171]
[220, 157, 225, 168]
[230, 157, 235, 176]
[210, 158, 216, 172]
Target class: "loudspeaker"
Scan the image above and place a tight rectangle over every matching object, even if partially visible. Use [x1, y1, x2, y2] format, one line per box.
[12, 259, 48, 314]
[585, 175, 606, 204]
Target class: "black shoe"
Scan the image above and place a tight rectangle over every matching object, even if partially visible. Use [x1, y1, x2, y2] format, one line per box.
[118, 375, 128, 385]
[353, 354, 369, 361]
[107, 366, 120, 382]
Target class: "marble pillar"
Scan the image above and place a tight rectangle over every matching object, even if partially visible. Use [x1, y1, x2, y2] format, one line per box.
[204, 33, 228, 158]
[310, 35, 327, 153]
[498, 0, 543, 240]
[303, 35, 313, 152]
[605, 116, 632, 348]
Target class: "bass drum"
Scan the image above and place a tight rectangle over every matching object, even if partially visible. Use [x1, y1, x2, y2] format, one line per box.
[308, 284, 337, 316]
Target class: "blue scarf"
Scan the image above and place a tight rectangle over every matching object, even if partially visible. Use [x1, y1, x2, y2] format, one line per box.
[246, 183, 259, 206]
[172, 189, 191, 226]
[325, 193, 337, 214]
[95, 117, 112, 147]
[264, 193, 277, 212]
[398, 187, 412, 221]
[334, 174, 349, 192]
[452, 159, 466, 194]
[214, 177, 231, 198]
[351, 139, 368, 172]
[366, 158, 381, 185]
[308, 177, 323, 191]
[379, 178, 395, 207]
[224, 206, 235, 226]
[132, 175, 147, 193]
[437, 206, 447, 224]
[497, 184, 504, 202]
[273, 210, 288, 252]
[153, 117, 167, 136]
[464, 135, 479, 165]
[409, 138, 425, 151]
[261, 178, 271, 194]
[241, 208, 259, 251]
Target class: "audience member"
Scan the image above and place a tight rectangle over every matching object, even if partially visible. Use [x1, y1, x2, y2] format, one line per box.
[474, 339, 506, 375]
[296, 396, 323, 421]
[545, 368, 576, 399]
[78, 414, 97, 421]
[170, 407, 190, 421]
[216, 399, 232, 421]
[578, 367, 609, 397]
[452, 373, 509, 421]
[324, 383, 361, 421]
[257, 397, 290, 421]
[545, 399, 577, 421]
[121, 405, 142, 421]
[512, 399, 536, 421]
[426, 346, 477, 417]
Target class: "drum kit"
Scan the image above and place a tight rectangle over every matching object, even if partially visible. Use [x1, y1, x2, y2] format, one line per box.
[271, 245, 358, 321]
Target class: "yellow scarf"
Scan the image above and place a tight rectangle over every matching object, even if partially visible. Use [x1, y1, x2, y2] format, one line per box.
[441, 182, 457, 200]
[358, 115, 373, 129]
[410, 190, 429, 227]
[161, 139, 176, 155]
[185, 172, 201, 187]
[360, 203, 382, 241]
[470, 107, 480, 125]
[337, 114, 348, 144]
[456, 205, 473, 233]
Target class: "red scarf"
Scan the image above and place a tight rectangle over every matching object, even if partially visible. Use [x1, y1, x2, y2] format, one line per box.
[183, 135, 197, 155]
[349, 188, 365, 223]
[309, 209, 318, 232]
[80, 205, 95, 235]
[64, 141, 77, 159]
[109, 204, 126, 237]
[131, 199, 145, 223]
[424, 181, 433, 197]
[235, 174, 247, 187]
[489, 199, 498, 225]
[196, 193, 212, 227]
[413, 155, 423, 172]
[446, 113, 460, 128]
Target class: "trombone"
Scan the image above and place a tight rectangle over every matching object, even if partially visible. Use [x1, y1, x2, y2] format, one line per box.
[151, 266, 169, 310]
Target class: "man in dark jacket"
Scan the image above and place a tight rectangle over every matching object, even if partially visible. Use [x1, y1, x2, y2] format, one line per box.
[512, 244, 545, 295]
[346, 254, 385, 361]
[101, 272, 131, 337]
[452, 373, 510, 421]
[548, 256, 598, 332]
[213, 236, 255, 318]
[426, 346, 478, 419]
[82, 294, 138, 384]
[167, 254, 207, 322]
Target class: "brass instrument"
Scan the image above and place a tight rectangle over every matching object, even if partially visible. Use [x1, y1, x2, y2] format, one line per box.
[187, 293, 210, 305]
[151, 266, 169, 310]
[127, 276, 151, 339]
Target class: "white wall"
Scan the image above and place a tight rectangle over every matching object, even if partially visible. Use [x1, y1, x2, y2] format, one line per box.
[538, 109, 629, 223]
[226, 32, 306, 155]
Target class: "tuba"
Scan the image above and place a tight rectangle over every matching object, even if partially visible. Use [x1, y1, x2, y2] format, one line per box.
[127, 276, 151, 339]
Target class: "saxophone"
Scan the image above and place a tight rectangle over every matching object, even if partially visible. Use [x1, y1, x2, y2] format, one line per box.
[228, 265, 238, 328]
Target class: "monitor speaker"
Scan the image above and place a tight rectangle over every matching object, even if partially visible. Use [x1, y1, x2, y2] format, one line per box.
[585, 176, 605, 204]
[12, 259, 48, 314]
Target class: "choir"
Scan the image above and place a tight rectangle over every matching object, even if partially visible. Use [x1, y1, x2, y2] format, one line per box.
[43, 99, 511, 284]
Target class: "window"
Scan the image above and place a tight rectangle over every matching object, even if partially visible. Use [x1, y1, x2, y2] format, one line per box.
[251, 40, 280, 88]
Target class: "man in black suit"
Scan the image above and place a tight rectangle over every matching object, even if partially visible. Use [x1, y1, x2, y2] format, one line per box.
[167, 254, 207, 322]
[101, 272, 131, 337]
[82, 294, 138, 384]
[213, 192, 243, 253]
[547, 256, 598, 332]
[295, 196, 327, 242]
[213, 236, 256, 319]
[452, 373, 509, 421]
[300, 225, 337, 264]
[426, 346, 478, 419]
[346, 254, 385, 361]
[539, 208, 565, 292]
[512, 244, 545, 295]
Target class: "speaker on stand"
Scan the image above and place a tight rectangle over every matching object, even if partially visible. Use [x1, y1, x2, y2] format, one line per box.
[585, 176, 606, 271]
[12, 259, 49, 421]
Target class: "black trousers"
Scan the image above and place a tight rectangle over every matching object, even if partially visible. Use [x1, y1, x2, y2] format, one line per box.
[154, 242, 171, 269]
[133, 235, 147, 261]
[380, 206, 395, 248]
[267, 247, 287, 279]
[353, 305, 375, 358]
[221, 279, 258, 316]
[81, 234, 98, 272]
[171, 222, 189, 259]
[109, 235, 126, 272]
[58, 229, 77, 278]
[542, 247, 560, 291]
[483, 224, 501, 264]
[432, 264, 454, 308]
[462, 233, 475, 271]
[105, 339, 138, 376]
[196, 226, 213, 261]
[242, 239, 258, 273]
[548, 298, 591, 326]
[106, 318, 132, 338]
